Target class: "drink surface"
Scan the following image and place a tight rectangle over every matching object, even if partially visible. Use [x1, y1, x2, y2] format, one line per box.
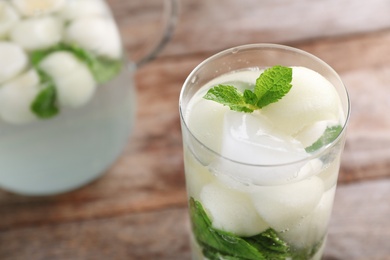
[182, 66, 345, 259]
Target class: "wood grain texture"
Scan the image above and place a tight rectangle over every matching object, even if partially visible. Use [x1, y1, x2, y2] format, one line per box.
[1, 179, 389, 260]
[132, 0, 390, 57]
[326, 179, 390, 260]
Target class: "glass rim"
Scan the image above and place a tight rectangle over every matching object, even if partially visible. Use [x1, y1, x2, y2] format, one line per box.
[179, 43, 351, 167]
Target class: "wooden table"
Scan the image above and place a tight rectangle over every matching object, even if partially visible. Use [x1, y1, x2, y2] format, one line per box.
[1, 0, 390, 259]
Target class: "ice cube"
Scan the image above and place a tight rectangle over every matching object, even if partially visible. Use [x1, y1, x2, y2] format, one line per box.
[294, 120, 341, 148]
[261, 66, 341, 136]
[317, 158, 340, 191]
[280, 186, 336, 248]
[296, 159, 323, 181]
[209, 110, 308, 185]
[220, 110, 306, 165]
[294, 121, 328, 148]
[200, 181, 269, 236]
[250, 176, 325, 232]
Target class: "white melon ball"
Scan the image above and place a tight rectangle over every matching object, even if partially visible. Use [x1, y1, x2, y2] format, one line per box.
[183, 149, 215, 201]
[39, 51, 96, 108]
[200, 181, 269, 236]
[261, 66, 341, 136]
[10, 16, 63, 51]
[59, 0, 109, 21]
[0, 69, 40, 124]
[250, 176, 325, 232]
[280, 186, 336, 248]
[11, 0, 66, 17]
[65, 17, 122, 59]
[0, 1, 20, 38]
[0, 41, 27, 84]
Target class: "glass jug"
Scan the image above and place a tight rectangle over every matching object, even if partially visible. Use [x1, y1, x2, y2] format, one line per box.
[0, 0, 178, 195]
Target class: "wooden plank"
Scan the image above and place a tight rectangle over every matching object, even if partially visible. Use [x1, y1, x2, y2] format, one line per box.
[326, 178, 390, 260]
[1, 179, 389, 260]
[0, 207, 191, 260]
[108, 0, 390, 57]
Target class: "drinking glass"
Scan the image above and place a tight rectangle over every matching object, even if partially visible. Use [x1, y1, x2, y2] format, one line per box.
[179, 44, 350, 260]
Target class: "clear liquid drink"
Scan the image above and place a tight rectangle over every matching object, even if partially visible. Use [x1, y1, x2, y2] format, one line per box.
[179, 44, 350, 260]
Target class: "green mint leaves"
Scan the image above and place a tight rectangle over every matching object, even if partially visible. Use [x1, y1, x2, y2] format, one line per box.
[305, 125, 343, 153]
[30, 70, 59, 119]
[189, 197, 323, 260]
[204, 65, 293, 112]
[189, 197, 290, 260]
[29, 43, 123, 119]
[31, 83, 59, 119]
[30, 43, 122, 85]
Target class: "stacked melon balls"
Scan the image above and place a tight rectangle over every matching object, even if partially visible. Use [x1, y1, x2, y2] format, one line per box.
[185, 66, 344, 249]
[0, 0, 123, 124]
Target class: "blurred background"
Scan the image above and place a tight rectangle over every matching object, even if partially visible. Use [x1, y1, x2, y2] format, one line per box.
[1, 0, 390, 259]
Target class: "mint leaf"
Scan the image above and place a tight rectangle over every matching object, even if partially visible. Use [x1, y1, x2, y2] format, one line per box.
[189, 197, 266, 260]
[189, 197, 324, 259]
[65, 44, 122, 84]
[88, 57, 122, 84]
[30, 43, 122, 84]
[204, 85, 256, 113]
[203, 66, 292, 112]
[255, 65, 292, 108]
[245, 229, 289, 259]
[243, 89, 258, 106]
[31, 83, 59, 119]
[305, 125, 342, 153]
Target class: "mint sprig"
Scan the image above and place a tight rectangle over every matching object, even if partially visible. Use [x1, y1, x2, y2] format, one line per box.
[189, 198, 267, 260]
[204, 65, 293, 112]
[30, 70, 59, 119]
[305, 125, 342, 153]
[29, 43, 123, 119]
[30, 43, 122, 84]
[189, 197, 323, 260]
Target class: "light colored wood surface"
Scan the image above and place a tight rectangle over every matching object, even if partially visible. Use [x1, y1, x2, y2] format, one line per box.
[1, 0, 390, 259]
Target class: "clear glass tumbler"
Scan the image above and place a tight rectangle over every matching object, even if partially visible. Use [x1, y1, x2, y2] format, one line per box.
[179, 44, 350, 260]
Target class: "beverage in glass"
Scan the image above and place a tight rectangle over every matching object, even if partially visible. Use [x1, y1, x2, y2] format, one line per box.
[179, 44, 350, 260]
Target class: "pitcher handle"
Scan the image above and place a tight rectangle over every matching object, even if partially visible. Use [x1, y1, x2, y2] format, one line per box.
[136, 0, 179, 68]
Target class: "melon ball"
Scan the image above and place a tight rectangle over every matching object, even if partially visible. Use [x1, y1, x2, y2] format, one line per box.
[261, 66, 341, 136]
[200, 181, 268, 236]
